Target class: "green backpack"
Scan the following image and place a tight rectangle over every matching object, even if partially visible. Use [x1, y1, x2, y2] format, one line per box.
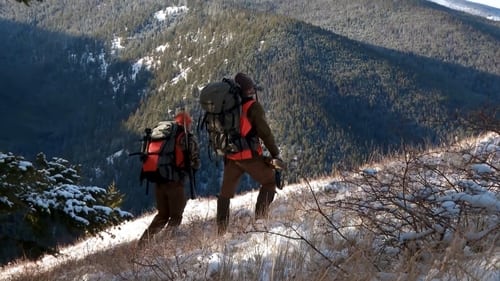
[199, 78, 243, 156]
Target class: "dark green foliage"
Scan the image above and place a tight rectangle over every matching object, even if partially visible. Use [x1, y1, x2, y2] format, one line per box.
[0, 152, 131, 264]
[14, 0, 43, 6]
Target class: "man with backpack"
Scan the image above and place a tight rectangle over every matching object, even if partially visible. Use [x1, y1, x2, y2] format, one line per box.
[215, 72, 285, 235]
[138, 111, 201, 246]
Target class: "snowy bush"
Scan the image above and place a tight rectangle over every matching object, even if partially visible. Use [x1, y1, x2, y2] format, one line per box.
[0, 152, 132, 264]
[326, 133, 499, 258]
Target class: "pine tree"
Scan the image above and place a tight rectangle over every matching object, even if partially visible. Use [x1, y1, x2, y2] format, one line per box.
[0, 151, 132, 264]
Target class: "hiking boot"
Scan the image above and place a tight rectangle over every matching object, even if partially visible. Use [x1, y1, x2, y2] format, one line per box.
[255, 190, 275, 219]
[216, 197, 230, 235]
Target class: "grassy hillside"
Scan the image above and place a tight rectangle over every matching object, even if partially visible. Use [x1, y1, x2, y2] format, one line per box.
[3, 132, 498, 281]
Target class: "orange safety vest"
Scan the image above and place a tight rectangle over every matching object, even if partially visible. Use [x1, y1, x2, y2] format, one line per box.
[226, 100, 263, 160]
[175, 131, 186, 168]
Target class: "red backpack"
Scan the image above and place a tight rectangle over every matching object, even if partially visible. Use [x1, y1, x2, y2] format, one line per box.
[138, 121, 186, 184]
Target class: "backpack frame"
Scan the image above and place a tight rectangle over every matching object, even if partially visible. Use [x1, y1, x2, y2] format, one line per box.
[199, 78, 244, 156]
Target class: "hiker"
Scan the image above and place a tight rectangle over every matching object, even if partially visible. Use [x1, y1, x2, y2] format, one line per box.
[138, 111, 200, 245]
[216, 72, 285, 235]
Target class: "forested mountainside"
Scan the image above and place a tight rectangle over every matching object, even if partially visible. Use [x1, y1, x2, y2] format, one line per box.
[233, 0, 500, 76]
[1, 0, 498, 215]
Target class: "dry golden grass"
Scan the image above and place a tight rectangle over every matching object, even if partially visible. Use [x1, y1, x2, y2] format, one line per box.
[5, 132, 498, 281]
[6, 190, 498, 281]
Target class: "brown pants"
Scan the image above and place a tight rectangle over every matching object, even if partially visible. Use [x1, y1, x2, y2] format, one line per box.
[220, 157, 276, 198]
[140, 181, 187, 241]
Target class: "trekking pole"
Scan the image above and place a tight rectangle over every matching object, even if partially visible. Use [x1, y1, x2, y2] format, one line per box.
[186, 131, 196, 200]
[128, 128, 152, 195]
[182, 104, 196, 200]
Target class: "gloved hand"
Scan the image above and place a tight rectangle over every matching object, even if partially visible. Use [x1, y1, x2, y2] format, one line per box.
[271, 157, 287, 171]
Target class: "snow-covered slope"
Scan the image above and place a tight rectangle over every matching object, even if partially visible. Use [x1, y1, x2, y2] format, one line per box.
[428, 0, 500, 21]
[1, 132, 498, 281]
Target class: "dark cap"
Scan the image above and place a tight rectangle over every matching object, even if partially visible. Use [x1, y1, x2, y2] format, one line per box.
[235, 72, 256, 95]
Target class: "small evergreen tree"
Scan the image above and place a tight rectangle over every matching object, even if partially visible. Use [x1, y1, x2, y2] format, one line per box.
[102, 181, 125, 209]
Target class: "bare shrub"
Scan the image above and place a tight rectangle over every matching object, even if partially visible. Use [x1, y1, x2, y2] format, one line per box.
[319, 132, 499, 278]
